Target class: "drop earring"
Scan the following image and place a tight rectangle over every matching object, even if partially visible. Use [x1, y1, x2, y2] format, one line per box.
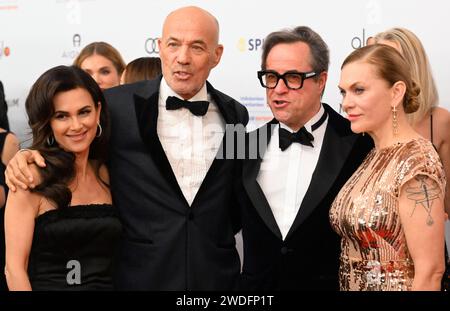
[392, 105, 398, 136]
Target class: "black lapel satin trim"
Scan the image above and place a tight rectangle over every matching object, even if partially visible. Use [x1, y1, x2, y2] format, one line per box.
[206, 81, 235, 124]
[133, 89, 189, 208]
[242, 119, 282, 239]
[285, 104, 356, 239]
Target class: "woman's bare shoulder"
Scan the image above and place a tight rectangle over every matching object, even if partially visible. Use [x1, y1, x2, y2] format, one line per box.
[98, 164, 110, 185]
[433, 107, 450, 124]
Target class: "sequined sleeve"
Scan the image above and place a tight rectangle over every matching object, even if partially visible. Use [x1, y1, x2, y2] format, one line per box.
[394, 140, 446, 198]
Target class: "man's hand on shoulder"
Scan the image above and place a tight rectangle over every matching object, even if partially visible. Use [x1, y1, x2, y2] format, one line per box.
[5, 149, 46, 192]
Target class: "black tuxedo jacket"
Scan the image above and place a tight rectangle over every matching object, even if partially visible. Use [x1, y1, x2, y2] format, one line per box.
[103, 77, 248, 290]
[238, 103, 373, 290]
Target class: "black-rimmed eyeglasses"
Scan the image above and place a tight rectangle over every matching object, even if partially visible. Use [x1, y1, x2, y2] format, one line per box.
[257, 70, 317, 90]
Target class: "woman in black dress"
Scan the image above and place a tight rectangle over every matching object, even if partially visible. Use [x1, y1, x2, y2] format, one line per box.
[4, 65, 121, 290]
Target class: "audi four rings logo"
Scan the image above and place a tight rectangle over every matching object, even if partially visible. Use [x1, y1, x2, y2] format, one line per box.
[145, 38, 159, 54]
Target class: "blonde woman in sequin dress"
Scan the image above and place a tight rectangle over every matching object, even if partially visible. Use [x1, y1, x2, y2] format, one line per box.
[330, 44, 446, 291]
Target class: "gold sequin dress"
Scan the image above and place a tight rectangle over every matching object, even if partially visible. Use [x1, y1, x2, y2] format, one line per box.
[329, 138, 445, 291]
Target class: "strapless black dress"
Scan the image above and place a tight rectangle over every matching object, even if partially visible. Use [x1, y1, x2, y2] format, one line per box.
[28, 204, 121, 290]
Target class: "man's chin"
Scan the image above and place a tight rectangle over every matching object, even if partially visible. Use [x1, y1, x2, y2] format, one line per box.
[273, 113, 289, 124]
[169, 85, 198, 100]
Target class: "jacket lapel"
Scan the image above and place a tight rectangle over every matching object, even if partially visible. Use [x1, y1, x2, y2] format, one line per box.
[206, 81, 236, 124]
[133, 78, 189, 207]
[285, 104, 357, 239]
[242, 119, 282, 239]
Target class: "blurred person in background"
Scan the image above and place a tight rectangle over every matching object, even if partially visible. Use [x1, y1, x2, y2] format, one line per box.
[74, 42, 126, 90]
[120, 57, 162, 84]
[0, 82, 19, 289]
[0, 81, 10, 130]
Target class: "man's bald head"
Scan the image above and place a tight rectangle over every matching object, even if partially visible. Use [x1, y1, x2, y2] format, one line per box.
[163, 6, 220, 45]
[158, 6, 224, 100]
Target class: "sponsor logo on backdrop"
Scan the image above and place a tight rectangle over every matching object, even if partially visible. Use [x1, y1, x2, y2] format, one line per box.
[351, 28, 368, 49]
[248, 115, 272, 122]
[240, 96, 266, 108]
[239, 95, 272, 124]
[62, 33, 82, 59]
[0, 41, 11, 58]
[237, 37, 265, 52]
[145, 37, 159, 55]
[0, 0, 18, 10]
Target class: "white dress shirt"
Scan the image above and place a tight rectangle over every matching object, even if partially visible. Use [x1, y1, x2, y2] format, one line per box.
[158, 78, 225, 205]
[256, 105, 328, 240]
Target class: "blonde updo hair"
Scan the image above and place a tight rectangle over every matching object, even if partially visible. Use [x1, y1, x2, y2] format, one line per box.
[372, 28, 438, 124]
[341, 44, 420, 113]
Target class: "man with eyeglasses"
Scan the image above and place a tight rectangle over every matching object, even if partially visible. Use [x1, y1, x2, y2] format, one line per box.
[237, 26, 373, 290]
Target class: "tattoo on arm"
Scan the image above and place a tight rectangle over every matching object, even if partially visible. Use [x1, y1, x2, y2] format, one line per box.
[405, 175, 440, 226]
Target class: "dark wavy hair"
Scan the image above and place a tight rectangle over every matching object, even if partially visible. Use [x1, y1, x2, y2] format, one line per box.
[261, 26, 329, 75]
[25, 65, 110, 209]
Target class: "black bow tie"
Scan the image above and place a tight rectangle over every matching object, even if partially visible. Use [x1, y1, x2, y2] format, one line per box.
[279, 127, 314, 150]
[278, 110, 328, 151]
[166, 96, 209, 116]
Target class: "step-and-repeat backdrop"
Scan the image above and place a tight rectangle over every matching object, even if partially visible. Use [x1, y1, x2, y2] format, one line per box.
[1, 0, 449, 142]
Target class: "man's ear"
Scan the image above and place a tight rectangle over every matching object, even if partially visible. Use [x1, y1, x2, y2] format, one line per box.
[211, 44, 224, 68]
[317, 71, 328, 95]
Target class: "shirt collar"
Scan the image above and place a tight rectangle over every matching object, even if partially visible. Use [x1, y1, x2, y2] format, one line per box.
[279, 104, 325, 133]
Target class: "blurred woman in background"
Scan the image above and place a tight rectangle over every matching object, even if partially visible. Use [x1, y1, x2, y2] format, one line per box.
[74, 42, 126, 90]
[120, 57, 162, 84]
